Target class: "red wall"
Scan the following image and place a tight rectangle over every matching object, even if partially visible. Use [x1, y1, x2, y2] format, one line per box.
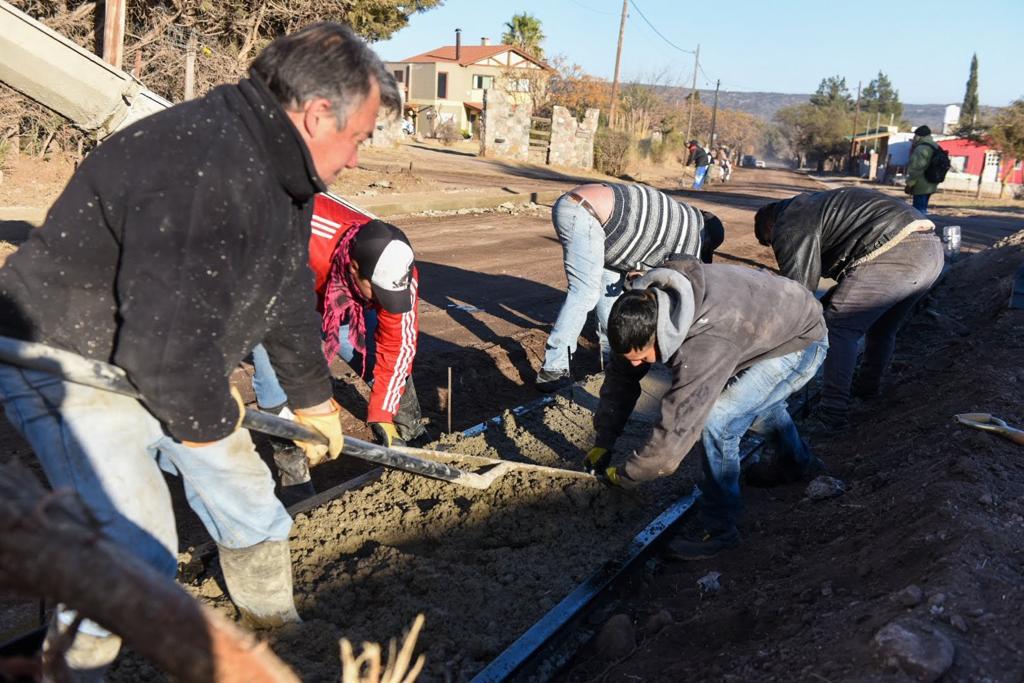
[939, 138, 1023, 184]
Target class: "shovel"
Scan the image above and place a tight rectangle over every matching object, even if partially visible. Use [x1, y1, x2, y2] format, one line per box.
[954, 413, 1024, 446]
[0, 337, 564, 490]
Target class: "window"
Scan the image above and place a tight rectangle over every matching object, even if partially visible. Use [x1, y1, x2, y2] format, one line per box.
[511, 78, 530, 93]
[393, 70, 404, 84]
[950, 156, 967, 173]
[472, 74, 494, 90]
[437, 72, 448, 99]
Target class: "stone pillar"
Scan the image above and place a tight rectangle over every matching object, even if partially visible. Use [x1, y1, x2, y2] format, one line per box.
[479, 90, 532, 162]
[547, 106, 599, 169]
[366, 90, 404, 149]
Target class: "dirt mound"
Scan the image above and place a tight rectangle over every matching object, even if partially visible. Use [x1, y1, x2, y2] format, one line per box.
[109, 387, 698, 682]
[563, 231, 1024, 681]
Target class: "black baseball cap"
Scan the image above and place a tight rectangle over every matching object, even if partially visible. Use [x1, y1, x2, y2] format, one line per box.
[352, 220, 415, 313]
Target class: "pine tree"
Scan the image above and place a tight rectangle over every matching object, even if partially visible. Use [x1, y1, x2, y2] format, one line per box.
[809, 76, 853, 110]
[861, 71, 903, 122]
[959, 54, 979, 129]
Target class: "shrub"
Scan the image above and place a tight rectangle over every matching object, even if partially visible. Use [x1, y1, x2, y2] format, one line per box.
[594, 128, 633, 177]
[437, 120, 461, 146]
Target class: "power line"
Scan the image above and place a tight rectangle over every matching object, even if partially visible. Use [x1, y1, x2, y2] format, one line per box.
[627, 0, 695, 55]
[566, 0, 619, 16]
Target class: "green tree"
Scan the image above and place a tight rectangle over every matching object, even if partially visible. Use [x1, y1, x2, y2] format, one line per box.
[861, 71, 903, 122]
[502, 12, 545, 58]
[775, 101, 853, 171]
[959, 53, 980, 129]
[810, 76, 853, 110]
[987, 98, 1024, 196]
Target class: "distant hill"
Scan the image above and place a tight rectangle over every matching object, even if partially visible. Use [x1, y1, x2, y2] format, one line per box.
[661, 87, 999, 131]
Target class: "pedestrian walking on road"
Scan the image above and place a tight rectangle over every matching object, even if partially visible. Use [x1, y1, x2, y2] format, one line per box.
[687, 140, 711, 190]
[755, 187, 944, 431]
[583, 257, 828, 559]
[535, 183, 723, 392]
[0, 22, 399, 677]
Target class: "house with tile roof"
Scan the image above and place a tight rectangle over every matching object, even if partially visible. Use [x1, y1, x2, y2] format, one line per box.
[385, 29, 551, 138]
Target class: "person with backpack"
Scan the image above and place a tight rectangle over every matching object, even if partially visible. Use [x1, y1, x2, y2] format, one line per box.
[905, 125, 949, 214]
[754, 188, 944, 433]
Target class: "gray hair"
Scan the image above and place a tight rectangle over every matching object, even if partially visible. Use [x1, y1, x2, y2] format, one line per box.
[251, 23, 400, 129]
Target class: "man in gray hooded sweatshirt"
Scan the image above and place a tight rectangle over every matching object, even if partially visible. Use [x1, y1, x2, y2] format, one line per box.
[584, 256, 828, 558]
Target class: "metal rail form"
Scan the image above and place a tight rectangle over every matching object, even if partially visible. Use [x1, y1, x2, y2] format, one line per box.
[471, 489, 700, 683]
[470, 379, 820, 682]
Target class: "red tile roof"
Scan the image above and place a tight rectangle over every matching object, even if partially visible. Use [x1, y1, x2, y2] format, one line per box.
[398, 44, 548, 69]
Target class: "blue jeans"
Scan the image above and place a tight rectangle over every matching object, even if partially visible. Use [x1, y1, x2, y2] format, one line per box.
[912, 193, 931, 214]
[698, 338, 829, 533]
[0, 363, 292, 637]
[542, 197, 624, 373]
[693, 165, 709, 189]
[253, 308, 378, 409]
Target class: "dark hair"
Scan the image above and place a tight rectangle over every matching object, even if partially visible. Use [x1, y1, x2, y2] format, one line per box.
[251, 23, 401, 129]
[700, 211, 725, 253]
[754, 202, 778, 246]
[608, 290, 658, 354]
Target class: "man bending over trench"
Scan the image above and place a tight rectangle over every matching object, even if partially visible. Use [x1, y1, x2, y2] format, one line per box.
[583, 256, 828, 559]
[754, 187, 943, 432]
[537, 182, 724, 393]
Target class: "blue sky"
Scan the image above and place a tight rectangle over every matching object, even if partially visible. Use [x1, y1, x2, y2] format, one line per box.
[372, 0, 1022, 106]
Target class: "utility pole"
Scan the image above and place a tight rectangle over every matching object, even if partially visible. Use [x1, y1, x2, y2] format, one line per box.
[102, 0, 127, 69]
[184, 31, 197, 100]
[607, 0, 628, 128]
[848, 80, 861, 175]
[684, 44, 700, 144]
[708, 79, 721, 150]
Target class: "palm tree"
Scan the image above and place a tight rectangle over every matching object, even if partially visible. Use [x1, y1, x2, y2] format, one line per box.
[502, 12, 545, 58]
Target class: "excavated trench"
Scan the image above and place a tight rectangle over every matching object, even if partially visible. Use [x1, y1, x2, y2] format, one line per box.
[109, 374, 697, 682]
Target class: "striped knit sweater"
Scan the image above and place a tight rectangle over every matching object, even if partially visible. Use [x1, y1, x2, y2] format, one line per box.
[603, 184, 704, 271]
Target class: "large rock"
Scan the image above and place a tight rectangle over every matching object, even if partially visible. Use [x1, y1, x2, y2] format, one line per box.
[805, 475, 846, 500]
[873, 618, 955, 681]
[594, 613, 636, 660]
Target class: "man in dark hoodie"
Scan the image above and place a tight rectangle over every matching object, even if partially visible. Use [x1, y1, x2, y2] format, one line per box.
[585, 257, 828, 558]
[754, 187, 943, 431]
[0, 23, 399, 677]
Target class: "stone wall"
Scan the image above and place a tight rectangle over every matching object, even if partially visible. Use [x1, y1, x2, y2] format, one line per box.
[479, 90, 532, 162]
[366, 91, 405, 149]
[548, 106, 599, 170]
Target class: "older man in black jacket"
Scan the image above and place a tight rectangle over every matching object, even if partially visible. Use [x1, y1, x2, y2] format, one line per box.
[754, 187, 944, 430]
[0, 23, 399, 676]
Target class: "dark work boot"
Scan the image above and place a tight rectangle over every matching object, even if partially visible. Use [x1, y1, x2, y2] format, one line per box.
[393, 377, 427, 443]
[271, 440, 315, 507]
[665, 526, 740, 561]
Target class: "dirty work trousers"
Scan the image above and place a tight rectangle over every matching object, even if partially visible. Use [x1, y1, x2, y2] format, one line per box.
[542, 195, 625, 374]
[699, 337, 829, 533]
[818, 231, 944, 423]
[0, 363, 292, 639]
[252, 307, 424, 441]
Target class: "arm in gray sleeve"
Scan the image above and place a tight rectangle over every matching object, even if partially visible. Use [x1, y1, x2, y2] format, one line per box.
[593, 354, 649, 449]
[623, 336, 740, 482]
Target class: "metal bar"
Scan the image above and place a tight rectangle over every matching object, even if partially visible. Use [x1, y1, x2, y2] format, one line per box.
[472, 488, 700, 682]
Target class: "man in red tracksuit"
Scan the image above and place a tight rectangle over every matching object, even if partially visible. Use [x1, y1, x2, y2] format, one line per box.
[252, 192, 423, 502]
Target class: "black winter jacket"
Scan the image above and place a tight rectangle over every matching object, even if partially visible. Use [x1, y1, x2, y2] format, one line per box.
[688, 146, 710, 167]
[768, 187, 931, 291]
[594, 257, 826, 482]
[0, 73, 332, 441]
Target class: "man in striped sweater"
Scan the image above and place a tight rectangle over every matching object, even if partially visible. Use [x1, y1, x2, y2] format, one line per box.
[537, 183, 724, 392]
[252, 193, 423, 503]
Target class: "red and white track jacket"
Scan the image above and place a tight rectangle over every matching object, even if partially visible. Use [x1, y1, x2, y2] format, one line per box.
[308, 193, 419, 424]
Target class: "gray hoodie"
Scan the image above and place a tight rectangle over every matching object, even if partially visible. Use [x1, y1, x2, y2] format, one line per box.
[594, 257, 826, 482]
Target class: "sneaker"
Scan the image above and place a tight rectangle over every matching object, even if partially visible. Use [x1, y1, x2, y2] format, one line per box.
[535, 368, 571, 393]
[665, 527, 740, 561]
